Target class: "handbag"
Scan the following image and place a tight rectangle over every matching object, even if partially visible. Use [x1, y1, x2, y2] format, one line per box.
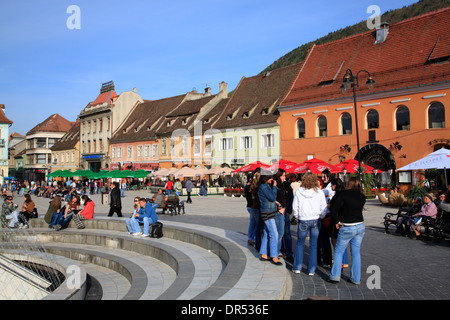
[322, 216, 331, 229]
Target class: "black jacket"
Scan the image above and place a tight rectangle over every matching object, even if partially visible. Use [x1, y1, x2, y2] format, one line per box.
[110, 187, 122, 207]
[331, 189, 365, 225]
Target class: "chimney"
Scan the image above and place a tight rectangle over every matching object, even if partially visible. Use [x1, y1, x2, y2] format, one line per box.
[219, 81, 228, 97]
[375, 22, 389, 44]
[204, 87, 212, 96]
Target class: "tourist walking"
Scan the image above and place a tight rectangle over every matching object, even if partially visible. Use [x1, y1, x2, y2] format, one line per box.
[185, 178, 192, 203]
[292, 172, 327, 275]
[327, 177, 366, 284]
[108, 182, 122, 217]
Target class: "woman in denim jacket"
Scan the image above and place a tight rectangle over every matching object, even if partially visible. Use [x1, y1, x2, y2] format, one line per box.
[257, 173, 283, 266]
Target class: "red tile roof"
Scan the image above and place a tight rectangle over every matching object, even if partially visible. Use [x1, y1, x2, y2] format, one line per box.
[110, 94, 187, 143]
[213, 63, 301, 129]
[280, 8, 450, 108]
[88, 90, 118, 108]
[26, 114, 74, 135]
[0, 109, 13, 125]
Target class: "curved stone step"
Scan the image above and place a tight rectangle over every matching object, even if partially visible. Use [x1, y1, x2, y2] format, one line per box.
[29, 217, 289, 300]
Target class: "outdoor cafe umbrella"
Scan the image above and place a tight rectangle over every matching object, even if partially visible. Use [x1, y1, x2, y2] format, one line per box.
[132, 169, 149, 178]
[172, 167, 202, 178]
[58, 170, 74, 178]
[72, 169, 93, 177]
[152, 167, 178, 177]
[47, 170, 64, 178]
[233, 161, 270, 173]
[397, 148, 450, 188]
[204, 166, 234, 175]
[330, 159, 379, 174]
[267, 159, 299, 173]
[293, 158, 334, 174]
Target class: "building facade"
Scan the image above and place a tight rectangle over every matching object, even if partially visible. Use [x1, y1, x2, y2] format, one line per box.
[78, 81, 143, 172]
[24, 114, 74, 182]
[0, 104, 13, 185]
[278, 8, 450, 186]
[50, 120, 80, 173]
[211, 64, 301, 168]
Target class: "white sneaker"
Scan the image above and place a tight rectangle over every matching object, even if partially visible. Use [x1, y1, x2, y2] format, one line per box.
[308, 273, 315, 276]
[293, 269, 301, 274]
[132, 232, 142, 236]
[141, 234, 150, 237]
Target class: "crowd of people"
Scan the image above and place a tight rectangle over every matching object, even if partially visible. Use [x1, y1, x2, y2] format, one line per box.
[2, 170, 449, 286]
[245, 167, 366, 285]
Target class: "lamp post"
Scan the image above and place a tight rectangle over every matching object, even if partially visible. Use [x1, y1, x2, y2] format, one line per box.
[340, 69, 375, 181]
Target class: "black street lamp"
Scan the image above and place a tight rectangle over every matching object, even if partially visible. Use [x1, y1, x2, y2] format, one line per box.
[340, 69, 375, 180]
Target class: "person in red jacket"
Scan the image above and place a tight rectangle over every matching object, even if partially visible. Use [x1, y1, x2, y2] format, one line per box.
[72, 195, 95, 229]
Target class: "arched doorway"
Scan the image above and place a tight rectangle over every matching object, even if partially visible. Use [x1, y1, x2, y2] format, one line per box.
[355, 144, 396, 171]
[355, 144, 396, 187]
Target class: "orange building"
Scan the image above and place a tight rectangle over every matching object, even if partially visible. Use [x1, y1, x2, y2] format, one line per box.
[278, 8, 450, 185]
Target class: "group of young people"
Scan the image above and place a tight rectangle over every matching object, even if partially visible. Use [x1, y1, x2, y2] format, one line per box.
[245, 167, 366, 285]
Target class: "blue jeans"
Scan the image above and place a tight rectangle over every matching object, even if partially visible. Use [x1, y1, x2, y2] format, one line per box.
[151, 203, 161, 210]
[275, 212, 285, 256]
[126, 218, 137, 234]
[260, 218, 278, 258]
[132, 217, 154, 235]
[247, 207, 259, 241]
[329, 223, 365, 284]
[50, 211, 62, 227]
[57, 213, 73, 229]
[293, 219, 320, 274]
[282, 213, 293, 257]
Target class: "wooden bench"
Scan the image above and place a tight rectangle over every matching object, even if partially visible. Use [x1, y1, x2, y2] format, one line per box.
[151, 198, 185, 216]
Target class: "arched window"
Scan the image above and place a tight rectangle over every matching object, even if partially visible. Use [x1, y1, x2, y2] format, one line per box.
[367, 109, 379, 129]
[317, 115, 327, 137]
[297, 118, 305, 139]
[428, 102, 445, 129]
[340, 112, 352, 135]
[396, 105, 410, 131]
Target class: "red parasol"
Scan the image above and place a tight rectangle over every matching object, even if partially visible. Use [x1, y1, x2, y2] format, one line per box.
[233, 161, 270, 173]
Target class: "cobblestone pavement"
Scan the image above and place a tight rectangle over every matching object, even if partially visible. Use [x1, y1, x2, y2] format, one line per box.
[28, 190, 450, 300]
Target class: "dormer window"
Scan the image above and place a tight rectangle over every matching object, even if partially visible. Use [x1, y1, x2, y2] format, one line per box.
[261, 108, 269, 115]
[242, 112, 249, 118]
[167, 120, 172, 127]
[227, 114, 233, 120]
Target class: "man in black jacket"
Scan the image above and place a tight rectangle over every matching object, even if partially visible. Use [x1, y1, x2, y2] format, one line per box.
[108, 182, 122, 217]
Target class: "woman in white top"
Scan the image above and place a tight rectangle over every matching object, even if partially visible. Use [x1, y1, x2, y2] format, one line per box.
[292, 173, 327, 276]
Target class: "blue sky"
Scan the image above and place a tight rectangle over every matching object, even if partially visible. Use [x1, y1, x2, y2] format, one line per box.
[0, 0, 418, 135]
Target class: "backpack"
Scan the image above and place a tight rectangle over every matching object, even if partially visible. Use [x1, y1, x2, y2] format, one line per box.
[150, 221, 163, 238]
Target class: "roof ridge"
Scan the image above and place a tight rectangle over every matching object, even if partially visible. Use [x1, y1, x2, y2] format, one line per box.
[314, 7, 450, 50]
